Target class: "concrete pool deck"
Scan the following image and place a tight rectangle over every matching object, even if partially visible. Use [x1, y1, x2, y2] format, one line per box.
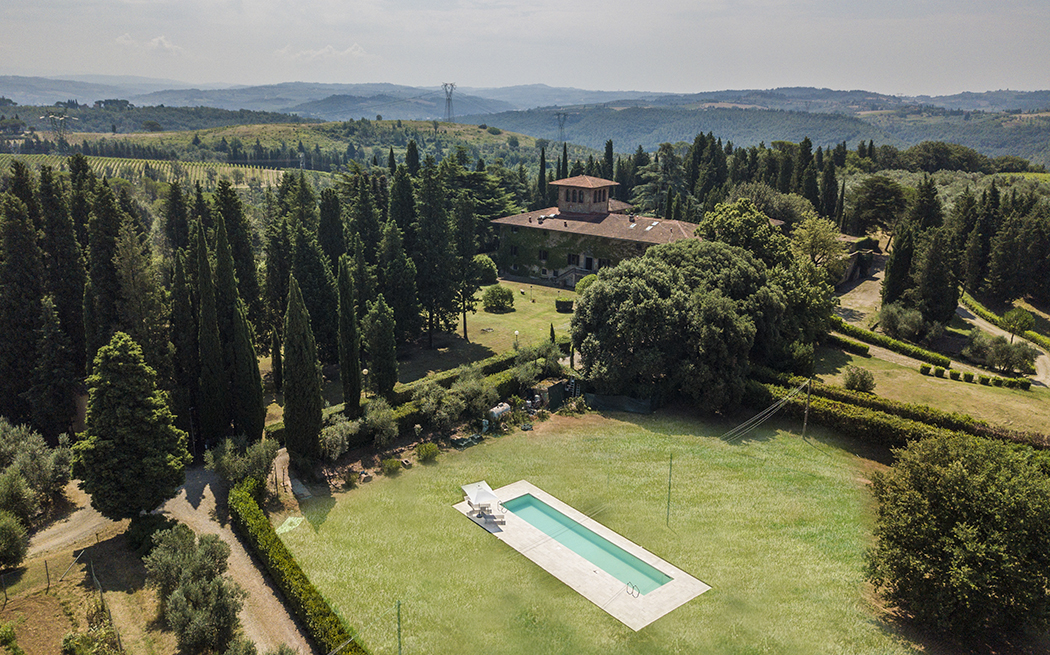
[453, 480, 710, 631]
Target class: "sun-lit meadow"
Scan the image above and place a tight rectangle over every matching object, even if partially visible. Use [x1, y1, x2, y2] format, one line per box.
[278, 411, 919, 655]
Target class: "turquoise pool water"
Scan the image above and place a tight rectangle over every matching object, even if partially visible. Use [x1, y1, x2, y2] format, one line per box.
[502, 493, 672, 595]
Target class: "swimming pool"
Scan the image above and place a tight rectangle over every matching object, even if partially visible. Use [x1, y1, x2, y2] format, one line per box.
[502, 493, 672, 595]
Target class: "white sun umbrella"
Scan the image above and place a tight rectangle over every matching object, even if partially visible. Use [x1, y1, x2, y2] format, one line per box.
[462, 481, 500, 514]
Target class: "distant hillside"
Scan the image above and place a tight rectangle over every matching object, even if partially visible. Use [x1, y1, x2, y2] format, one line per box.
[10, 105, 315, 135]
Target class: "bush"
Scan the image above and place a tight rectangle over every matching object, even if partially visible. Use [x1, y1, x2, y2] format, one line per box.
[991, 377, 1003, 387]
[473, 255, 498, 285]
[205, 437, 280, 485]
[868, 433, 1050, 634]
[831, 316, 951, 368]
[362, 398, 398, 448]
[228, 479, 362, 653]
[963, 371, 974, 383]
[933, 366, 945, 378]
[919, 363, 931, 375]
[979, 375, 991, 385]
[1018, 378, 1033, 390]
[381, 458, 402, 476]
[126, 514, 177, 557]
[825, 332, 870, 356]
[319, 415, 362, 462]
[0, 469, 38, 527]
[554, 298, 574, 313]
[482, 285, 514, 312]
[843, 366, 876, 393]
[574, 274, 598, 295]
[416, 442, 439, 463]
[486, 126, 502, 135]
[949, 370, 961, 380]
[0, 511, 26, 571]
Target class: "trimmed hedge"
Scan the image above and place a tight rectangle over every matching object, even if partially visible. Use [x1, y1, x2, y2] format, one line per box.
[228, 478, 368, 654]
[751, 367, 1050, 449]
[960, 291, 1050, 354]
[824, 332, 870, 357]
[830, 315, 952, 368]
[555, 298, 574, 313]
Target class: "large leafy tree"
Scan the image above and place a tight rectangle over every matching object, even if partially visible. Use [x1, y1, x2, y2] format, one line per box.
[846, 175, 906, 237]
[283, 276, 322, 459]
[71, 332, 191, 520]
[695, 198, 790, 269]
[868, 433, 1050, 634]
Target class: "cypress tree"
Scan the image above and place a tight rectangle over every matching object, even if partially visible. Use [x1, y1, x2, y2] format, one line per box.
[213, 213, 239, 381]
[603, 140, 614, 179]
[451, 194, 479, 342]
[230, 298, 264, 441]
[270, 330, 283, 393]
[414, 156, 455, 348]
[86, 181, 125, 361]
[915, 227, 960, 324]
[985, 214, 1027, 303]
[350, 175, 381, 263]
[561, 142, 569, 180]
[68, 153, 95, 248]
[377, 220, 421, 343]
[196, 222, 230, 444]
[882, 222, 916, 306]
[363, 294, 398, 400]
[800, 163, 820, 211]
[213, 181, 262, 331]
[405, 140, 420, 177]
[536, 147, 548, 209]
[908, 176, 943, 231]
[388, 165, 417, 255]
[38, 165, 87, 374]
[337, 255, 362, 418]
[290, 219, 338, 363]
[283, 276, 322, 459]
[388, 147, 396, 175]
[191, 182, 213, 241]
[0, 194, 44, 424]
[350, 232, 378, 324]
[25, 296, 78, 443]
[164, 181, 190, 252]
[550, 323, 556, 344]
[263, 216, 291, 337]
[170, 251, 198, 434]
[114, 219, 173, 389]
[6, 160, 41, 231]
[71, 332, 190, 520]
[317, 188, 345, 271]
[819, 160, 839, 218]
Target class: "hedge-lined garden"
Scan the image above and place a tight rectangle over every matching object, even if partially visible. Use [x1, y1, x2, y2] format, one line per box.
[830, 315, 951, 368]
[961, 292, 1050, 353]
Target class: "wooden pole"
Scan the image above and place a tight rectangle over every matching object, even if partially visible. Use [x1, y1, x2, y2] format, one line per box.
[45, 560, 50, 592]
[396, 600, 402, 655]
[665, 453, 673, 527]
[802, 377, 813, 440]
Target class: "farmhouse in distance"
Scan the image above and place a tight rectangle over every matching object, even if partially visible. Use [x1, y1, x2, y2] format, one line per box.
[492, 174, 699, 287]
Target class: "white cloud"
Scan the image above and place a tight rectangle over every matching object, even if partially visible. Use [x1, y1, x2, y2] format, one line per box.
[274, 43, 376, 63]
[114, 33, 183, 55]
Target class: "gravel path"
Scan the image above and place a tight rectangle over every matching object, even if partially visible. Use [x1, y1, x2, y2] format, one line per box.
[159, 465, 316, 655]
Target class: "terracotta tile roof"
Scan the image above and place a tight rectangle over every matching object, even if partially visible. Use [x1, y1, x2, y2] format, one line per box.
[550, 175, 619, 189]
[492, 207, 699, 246]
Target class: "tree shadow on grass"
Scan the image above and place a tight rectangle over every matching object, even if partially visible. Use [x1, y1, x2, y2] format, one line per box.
[301, 489, 336, 531]
[396, 333, 497, 384]
[874, 609, 1050, 655]
[814, 346, 853, 376]
[836, 306, 868, 323]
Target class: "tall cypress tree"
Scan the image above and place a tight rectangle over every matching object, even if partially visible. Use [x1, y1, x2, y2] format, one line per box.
[196, 222, 229, 445]
[270, 330, 283, 393]
[25, 296, 78, 443]
[317, 187, 345, 271]
[414, 156, 455, 348]
[350, 175, 382, 263]
[290, 220, 338, 363]
[363, 294, 398, 400]
[213, 214, 240, 382]
[0, 194, 44, 424]
[377, 220, 420, 343]
[213, 181, 262, 331]
[818, 160, 839, 219]
[38, 165, 87, 374]
[387, 147, 396, 175]
[230, 298, 264, 441]
[170, 251, 198, 434]
[164, 181, 190, 252]
[86, 181, 125, 362]
[114, 219, 173, 388]
[388, 165, 417, 256]
[191, 182, 213, 241]
[451, 195, 479, 341]
[882, 222, 916, 306]
[908, 176, 943, 231]
[536, 147, 548, 209]
[283, 276, 322, 459]
[263, 216, 291, 338]
[350, 232, 377, 324]
[7, 160, 41, 231]
[337, 255, 361, 418]
[68, 153, 95, 248]
[405, 140, 420, 177]
[915, 227, 959, 324]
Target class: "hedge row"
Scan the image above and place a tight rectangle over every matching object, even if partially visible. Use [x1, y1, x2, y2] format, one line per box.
[228, 478, 368, 654]
[960, 292, 1050, 354]
[751, 367, 1049, 449]
[824, 332, 870, 357]
[918, 363, 1032, 391]
[762, 383, 952, 448]
[830, 315, 952, 368]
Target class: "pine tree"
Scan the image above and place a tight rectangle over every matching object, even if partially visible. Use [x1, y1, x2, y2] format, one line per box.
[86, 181, 125, 362]
[25, 296, 78, 443]
[450, 194, 480, 341]
[363, 295, 398, 400]
[283, 276, 322, 459]
[414, 157, 456, 348]
[196, 222, 230, 444]
[882, 222, 916, 306]
[0, 194, 44, 424]
[337, 255, 362, 418]
[290, 220, 338, 363]
[230, 298, 264, 441]
[317, 188, 345, 271]
[377, 220, 420, 343]
[38, 165, 87, 374]
[71, 332, 190, 520]
[170, 251, 198, 434]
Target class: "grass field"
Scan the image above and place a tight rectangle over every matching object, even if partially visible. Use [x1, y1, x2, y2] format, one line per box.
[815, 345, 1050, 434]
[278, 410, 919, 655]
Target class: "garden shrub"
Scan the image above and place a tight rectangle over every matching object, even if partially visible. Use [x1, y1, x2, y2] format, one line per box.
[934, 366, 945, 378]
[126, 513, 177, 557]
[205, 437, 280, 484]
[574, 274, 598, 295]
[473, 255, 498, 285]
[825, 332, 870, 356]
[1018, 379, 1033, 390]
[362, 398, 398, 448]
[843, 366, 876, 393]
[416, 442, 439, 463]
[991, 377, 1003, 387]
[963, 371, 974, 383]
[0, 469, 38, 527]
[919, 364, 931, 375]
[319, 414, 363, 462]
[381, 458, 402, 476]
[555, 298, 574, 313]
[228, 479, 363, 653]
[949, 370, 961, 380]
[482, 285, 514, 312]
[979, 375, 991, 385]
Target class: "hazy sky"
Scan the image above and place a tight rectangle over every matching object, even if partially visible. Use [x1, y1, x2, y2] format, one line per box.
[2, 0, 1048, 96]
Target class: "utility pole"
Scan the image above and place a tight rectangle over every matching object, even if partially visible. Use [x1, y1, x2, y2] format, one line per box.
[802, 377, 813, 439]
[665, 453, 673, 527]
[556, 112, 567, 143]
[442, 83, 456, 123]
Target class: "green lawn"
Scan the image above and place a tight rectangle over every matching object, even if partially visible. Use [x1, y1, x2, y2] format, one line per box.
[815, 346, 1050, 434]
[278, 411, 919, 655]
